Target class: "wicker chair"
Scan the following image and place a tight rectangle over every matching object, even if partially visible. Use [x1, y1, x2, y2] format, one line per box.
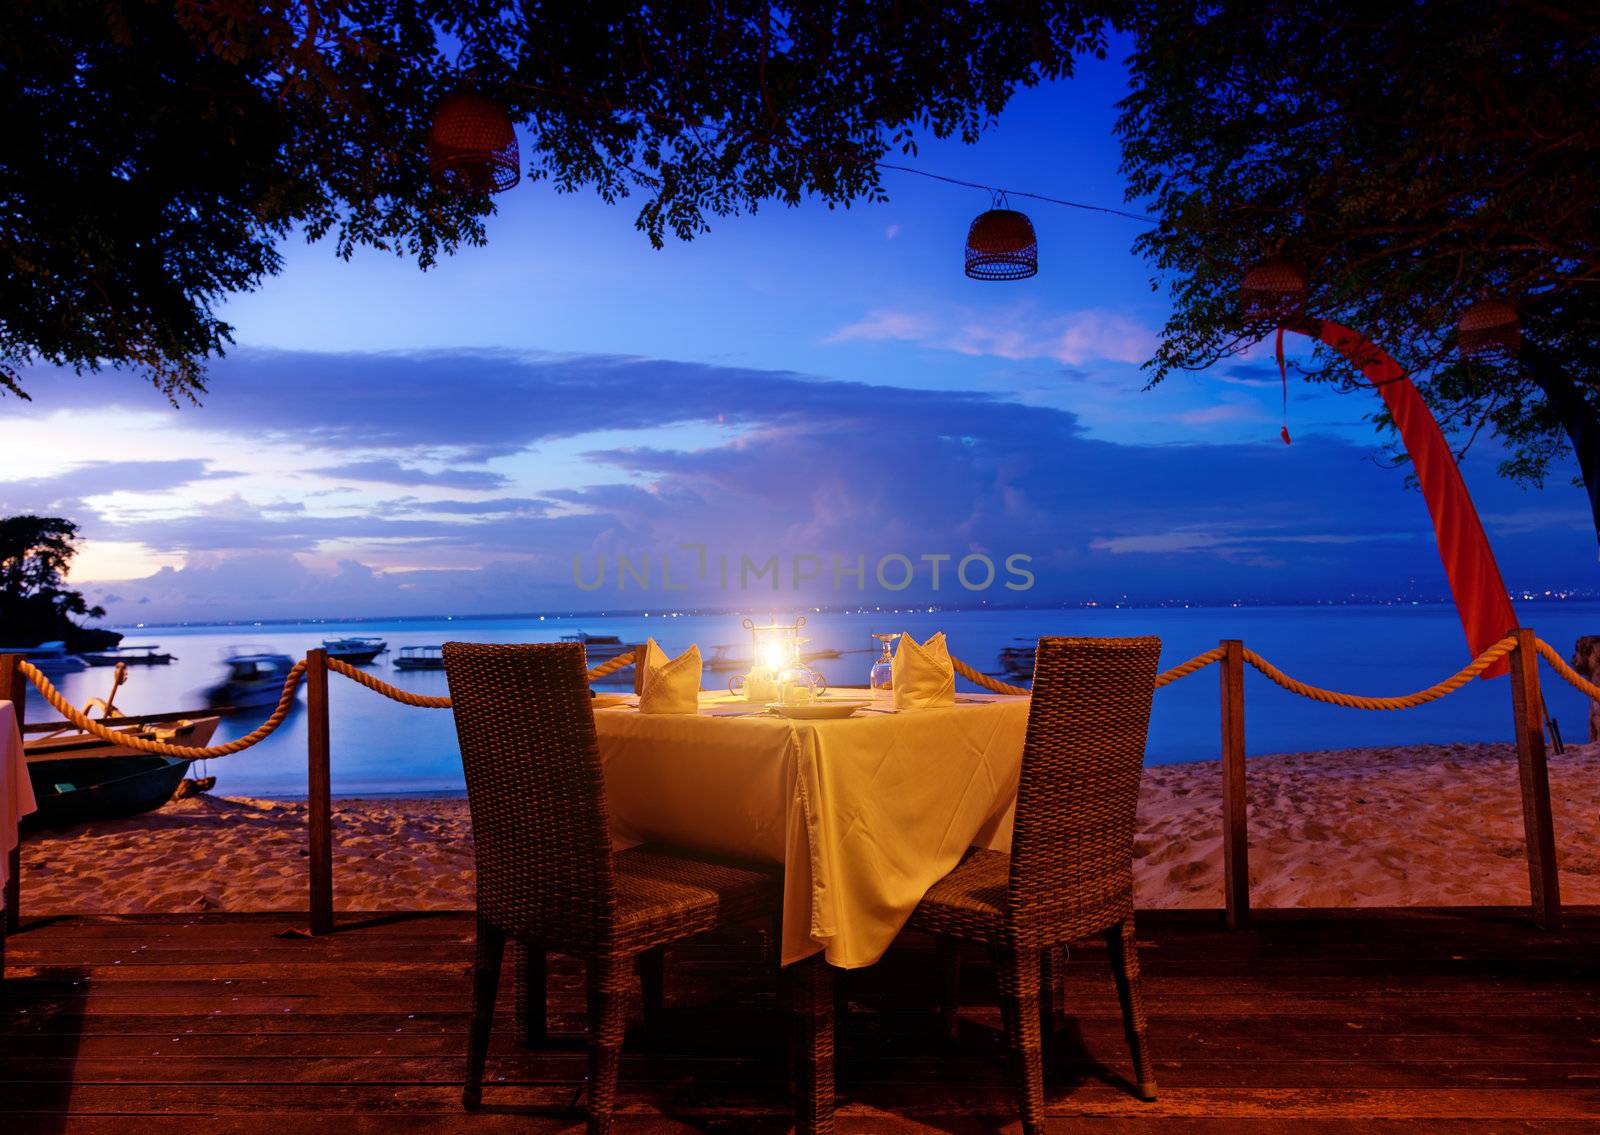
[908, 635, 1162, 1135]
[443, 642, 790, 1133]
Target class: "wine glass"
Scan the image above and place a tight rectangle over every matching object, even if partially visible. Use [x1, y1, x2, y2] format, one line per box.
[869, 633, 899, 692]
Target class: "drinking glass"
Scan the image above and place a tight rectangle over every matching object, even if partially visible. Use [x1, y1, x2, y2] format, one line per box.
[869, 633, 899, 692]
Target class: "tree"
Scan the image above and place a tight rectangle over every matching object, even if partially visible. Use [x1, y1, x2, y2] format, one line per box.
[1, 0, 1113, 401]
[0, 516, 119, 650]
[1116, 2, 1600, 539]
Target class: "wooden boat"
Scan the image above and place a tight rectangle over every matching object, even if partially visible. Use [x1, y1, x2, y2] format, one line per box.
[559, 632, 632, 662]
[321, 636, 387, 665]
[22, 712, 221, 829]
[394, 645, 445, 671]
[205, 648, 298, 711]
[0, 640, 88, 673]
[705, 644, 844, 673]
[81, 643, 176, 666]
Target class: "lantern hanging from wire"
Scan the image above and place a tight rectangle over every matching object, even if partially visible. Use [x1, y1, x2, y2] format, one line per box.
[964, 196, 1038, 280]
[427, 91, 520, 196]
[1240, 257, 1308, 320]
[1457, 300, 1521, 358]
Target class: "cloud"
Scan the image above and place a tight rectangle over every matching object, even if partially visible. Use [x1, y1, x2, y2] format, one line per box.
[884, 224, 902, 240]
[310, 459, 510, 490]
[1177, 402, 1267, 426]
[827, 305, 1156, 366]
[0, 459, 236, 512]
[12, 345, 1590, 618]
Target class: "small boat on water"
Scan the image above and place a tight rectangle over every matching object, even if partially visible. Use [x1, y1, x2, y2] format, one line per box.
[321, 636, 388, 665]
[560, 632, 632, 662]
[0, 640, 89, 673]
[205, 647, 299, 711]
[81, 643, 176, 666]
[705, 643, 845, 673]
[394, 645, 445, 671]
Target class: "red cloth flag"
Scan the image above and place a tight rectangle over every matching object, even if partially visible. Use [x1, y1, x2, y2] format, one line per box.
[1297, 320, 1518, 677]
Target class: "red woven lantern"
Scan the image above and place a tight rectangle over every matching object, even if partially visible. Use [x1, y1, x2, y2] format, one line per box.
[1457, 300, 1521, 357]
[964, 209, 1038, 280]
[1240, 257, 1308, 320]
[428, 92, 520, 195]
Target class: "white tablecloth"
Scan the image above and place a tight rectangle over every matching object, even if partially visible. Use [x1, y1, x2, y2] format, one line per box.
[595, 692, 1030, 968]
[2, 701, 39, 912]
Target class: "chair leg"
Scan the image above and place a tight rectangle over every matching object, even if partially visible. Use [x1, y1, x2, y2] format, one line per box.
[463, 923, 505, 1110]
[936, 937, 962, 1041]
[1105, 917, 1157, 1101]
[638, 946, 665, 1031]
[1039, 944, 1062, 1038]
[789, 954, 836, 1135]
[585, 953, 631, 1135]
[514, 943, 548, 1048]
[994, 946, 1047, 1135]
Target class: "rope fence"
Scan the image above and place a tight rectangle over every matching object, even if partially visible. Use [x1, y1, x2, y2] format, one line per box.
[4, 627, 1589, 935]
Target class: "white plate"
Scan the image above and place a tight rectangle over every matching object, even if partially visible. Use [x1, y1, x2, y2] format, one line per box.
[765, 701, 870, 720]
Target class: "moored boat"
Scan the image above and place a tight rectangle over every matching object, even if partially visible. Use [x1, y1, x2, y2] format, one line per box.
[321, 636, 388, 665]
[997, 640, 1036, 682]
[205, 647, 298, 711]
[81, 643, 175, 666]
[0, 640, 89, 673]
[394, 645, 445, 671]
[559, 632, 632, 662]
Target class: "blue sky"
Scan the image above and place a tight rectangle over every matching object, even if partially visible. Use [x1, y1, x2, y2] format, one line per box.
[1, 49, 1592, 622]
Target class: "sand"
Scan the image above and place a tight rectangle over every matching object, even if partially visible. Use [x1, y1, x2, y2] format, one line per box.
[17, 741, 1600, 915]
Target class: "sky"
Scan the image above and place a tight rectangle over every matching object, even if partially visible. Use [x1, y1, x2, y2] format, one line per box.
[1, 47, 1594, 623]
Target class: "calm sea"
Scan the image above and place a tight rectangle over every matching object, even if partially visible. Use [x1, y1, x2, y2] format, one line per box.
[23, 604, 1600, 797]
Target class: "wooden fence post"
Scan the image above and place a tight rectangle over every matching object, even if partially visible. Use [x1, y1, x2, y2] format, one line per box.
[306, 649, 334, 935]
[3, 653, 23, 935]
[1508, 628, 1561, 930]
[1219, 640, 1250, 929]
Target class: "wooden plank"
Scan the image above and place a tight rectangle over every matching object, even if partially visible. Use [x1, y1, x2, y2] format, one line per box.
[1509, 628, 1562, 930]
[305, 649, 334, 936]
[1218, 639, 1249, 928]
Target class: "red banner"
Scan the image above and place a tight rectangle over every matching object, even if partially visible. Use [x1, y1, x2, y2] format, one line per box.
[1295, 320, 1518, 678]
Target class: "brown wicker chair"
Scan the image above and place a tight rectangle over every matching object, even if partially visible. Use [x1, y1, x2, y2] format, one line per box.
[908, 635, 1162, 1135]
[443, 641, 792, 1133]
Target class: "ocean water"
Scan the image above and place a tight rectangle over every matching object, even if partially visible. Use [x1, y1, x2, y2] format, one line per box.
[20, 603, 1600, 797]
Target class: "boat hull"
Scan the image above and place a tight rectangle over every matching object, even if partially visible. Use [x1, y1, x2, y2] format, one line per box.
[24, 755, 194, 829]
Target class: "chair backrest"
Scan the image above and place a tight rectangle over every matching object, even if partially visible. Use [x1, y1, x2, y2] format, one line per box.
[443, 641, 616, 944]
[1005, 636, 1161, 942]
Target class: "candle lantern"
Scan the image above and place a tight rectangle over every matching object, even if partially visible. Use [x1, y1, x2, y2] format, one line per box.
[729, 616, 828, 702]
[1240, 257, 1308, 320]
[1457, 300, 1521, 358]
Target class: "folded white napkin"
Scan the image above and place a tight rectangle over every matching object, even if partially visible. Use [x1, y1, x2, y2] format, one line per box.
[638, 638, 703, 714]
[891, 631, 956, 710]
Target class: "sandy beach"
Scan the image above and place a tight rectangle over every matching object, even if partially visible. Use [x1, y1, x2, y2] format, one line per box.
[17, 741, 1600, 915]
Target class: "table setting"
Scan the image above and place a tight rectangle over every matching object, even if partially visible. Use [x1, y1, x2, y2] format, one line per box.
[591, 621, 1031, 968]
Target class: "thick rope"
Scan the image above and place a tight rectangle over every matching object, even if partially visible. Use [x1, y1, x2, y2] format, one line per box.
[325, 657, 452, 707]
[1155, 647, 1225, 688]
[324, 648, 639, 707]
[18, 659, 306, 758]
[951, 656, 1031, 696]
[1534, 638, 1600, 702]
[1241, 634, 1519, 711]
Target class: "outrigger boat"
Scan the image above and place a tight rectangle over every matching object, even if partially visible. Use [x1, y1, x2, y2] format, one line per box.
[0, 640, 88, 674]
[81, 643, 175, 666]
[559, 632, 632, 662]
[997, 639, 1037, 682]
[321, 636, 388, 665]
[21, 664, 221, 828]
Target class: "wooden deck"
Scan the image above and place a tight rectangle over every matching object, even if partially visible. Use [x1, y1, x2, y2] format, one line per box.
[3, 907, 1599, 1132]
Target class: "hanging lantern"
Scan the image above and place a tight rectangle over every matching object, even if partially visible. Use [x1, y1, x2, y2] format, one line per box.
[964, 208, 1038, 280]
[1240, 257, 1308, 320]
[1457, 300, 1521, 358]
[427, 92, 520, 196]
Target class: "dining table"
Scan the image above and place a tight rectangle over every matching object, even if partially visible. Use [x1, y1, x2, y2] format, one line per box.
[594, 689, 1031, 969]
